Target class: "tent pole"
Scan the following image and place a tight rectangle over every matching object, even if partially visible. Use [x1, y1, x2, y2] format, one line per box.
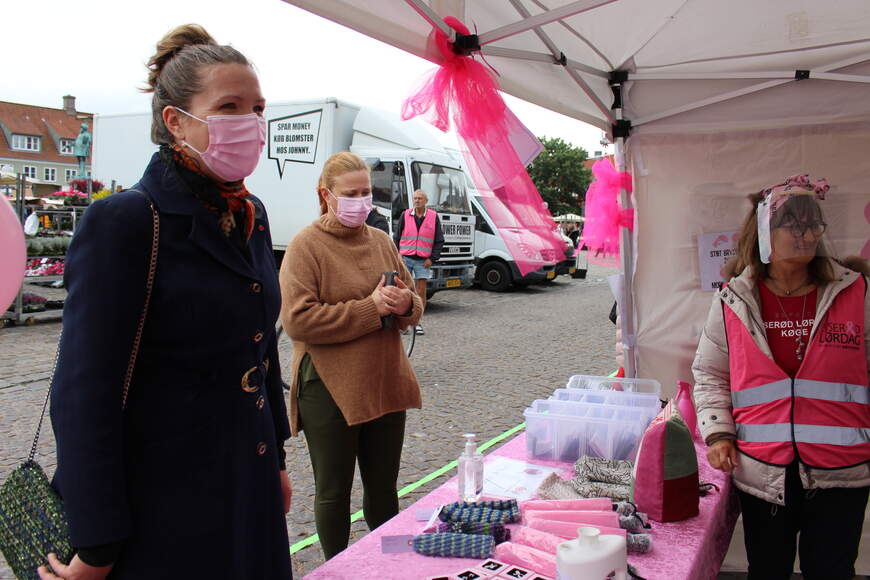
[612, 80, 636, 379]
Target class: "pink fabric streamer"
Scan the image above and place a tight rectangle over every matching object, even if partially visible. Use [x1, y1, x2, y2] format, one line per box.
[524, 510, 619, 528]
[493, 542, 558, 578]
[402, 16, 564, 276]
[521, 498, 613, 512]
[580, 158, 634, 267]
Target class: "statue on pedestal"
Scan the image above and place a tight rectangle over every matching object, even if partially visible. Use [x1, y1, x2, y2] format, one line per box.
[73, 122, 92, 179]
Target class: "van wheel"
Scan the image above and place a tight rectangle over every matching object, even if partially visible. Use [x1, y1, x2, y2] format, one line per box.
[478, 261, 511, 292]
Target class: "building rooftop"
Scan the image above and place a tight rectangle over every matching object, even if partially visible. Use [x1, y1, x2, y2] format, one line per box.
[0, 97, 93, 164]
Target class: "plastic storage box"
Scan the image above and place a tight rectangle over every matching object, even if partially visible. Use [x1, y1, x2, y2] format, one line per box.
[551, 388, 661, 411]
[524, 399, 658, 463]
[565, 374, 662, 396]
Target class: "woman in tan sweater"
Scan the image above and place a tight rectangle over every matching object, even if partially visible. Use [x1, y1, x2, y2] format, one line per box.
[279, 152, 423, 559]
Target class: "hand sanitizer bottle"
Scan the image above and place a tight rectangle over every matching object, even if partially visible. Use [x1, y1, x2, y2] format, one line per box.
[457, 433, 483, 502]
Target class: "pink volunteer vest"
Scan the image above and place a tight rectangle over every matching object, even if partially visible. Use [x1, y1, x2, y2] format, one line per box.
[399, 209, 437, 258]
[724, 274, 869, 469]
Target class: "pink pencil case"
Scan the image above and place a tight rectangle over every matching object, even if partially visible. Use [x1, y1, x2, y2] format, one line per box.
[525, 518, 626, 540]
[521, 498, 612, 513]
[493, 542, 557, 579]
[511, 525, 566, 554]
[524, 510, 619, 528]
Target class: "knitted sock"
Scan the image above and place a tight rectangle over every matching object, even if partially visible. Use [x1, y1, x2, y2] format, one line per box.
[439, 500, 521, 524]
[436, 521, 511, 544]
[412, 533, 494, 558]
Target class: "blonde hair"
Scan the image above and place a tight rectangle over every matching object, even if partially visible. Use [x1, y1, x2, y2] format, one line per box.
[143, 24, 250, 145]
[317, 152, 370, 215]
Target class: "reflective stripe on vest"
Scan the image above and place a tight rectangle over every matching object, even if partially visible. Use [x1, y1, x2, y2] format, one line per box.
[399, 209, 437, 258]
[723, 274, 869, 469]
[732, 379, 870, 408]
[737, 423, 870, 446]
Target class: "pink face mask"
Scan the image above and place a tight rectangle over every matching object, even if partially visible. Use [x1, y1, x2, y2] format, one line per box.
[329, 191, 372, 228]
[176, 107, 266, 182]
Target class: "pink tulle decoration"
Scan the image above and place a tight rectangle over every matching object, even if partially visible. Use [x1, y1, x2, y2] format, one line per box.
[580, 158, 634, 267]
[402, 16, 564, 276]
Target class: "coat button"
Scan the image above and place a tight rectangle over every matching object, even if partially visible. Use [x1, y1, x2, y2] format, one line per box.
[257, 442, 267, 455]
[253, 331, 264, 343]
[251, 282, 262, 293]
[711, 415, 718, 420]
[258, 224, 265, 232]
[256, 395, 265, 410]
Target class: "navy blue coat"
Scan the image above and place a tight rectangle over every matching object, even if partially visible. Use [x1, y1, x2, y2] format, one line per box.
[50, 153, 292, 579]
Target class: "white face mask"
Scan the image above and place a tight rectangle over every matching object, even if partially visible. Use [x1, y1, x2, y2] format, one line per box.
[329, 191, 373, 228]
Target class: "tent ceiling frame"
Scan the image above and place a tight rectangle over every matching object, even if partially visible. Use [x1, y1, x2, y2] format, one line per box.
[478, 0, 618, 46]
[506, 0, 614, 124]
[481, 45, 609, 78]
[402, 3, 869, 132]
[630, 71, 870, 83]
[404, 0, 454, 41]
[633, 51, 870, 127]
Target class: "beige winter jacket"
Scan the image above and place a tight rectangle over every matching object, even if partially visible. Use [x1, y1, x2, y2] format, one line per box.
[692, 260, 870, 505]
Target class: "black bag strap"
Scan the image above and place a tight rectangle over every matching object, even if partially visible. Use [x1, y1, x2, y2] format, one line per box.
[28, 189, 159, 461]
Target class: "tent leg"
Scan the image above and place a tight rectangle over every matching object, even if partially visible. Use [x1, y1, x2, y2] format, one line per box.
[614, 111, 636, 378]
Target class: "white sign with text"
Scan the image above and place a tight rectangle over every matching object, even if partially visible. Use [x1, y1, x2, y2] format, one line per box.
[268, 109, 322, 177]
[698, 231, 739, 291]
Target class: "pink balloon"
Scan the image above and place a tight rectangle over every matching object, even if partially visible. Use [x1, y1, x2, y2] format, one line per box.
[0, 195, 26, 313]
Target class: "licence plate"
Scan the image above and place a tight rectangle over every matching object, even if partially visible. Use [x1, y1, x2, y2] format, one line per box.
[546, 271, 556, 279]
[446, 278, 461, 288]
[569, 267, 576, 274]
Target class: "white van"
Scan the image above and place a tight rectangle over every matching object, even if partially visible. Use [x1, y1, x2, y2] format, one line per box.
[470, 194, 576, 292]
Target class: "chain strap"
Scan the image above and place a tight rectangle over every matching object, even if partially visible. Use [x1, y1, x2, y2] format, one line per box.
[27, 190, 159, 461]
[122, 191, 159, 409]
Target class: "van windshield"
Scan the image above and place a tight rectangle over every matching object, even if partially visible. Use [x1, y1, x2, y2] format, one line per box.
[410, 162, 472, 215]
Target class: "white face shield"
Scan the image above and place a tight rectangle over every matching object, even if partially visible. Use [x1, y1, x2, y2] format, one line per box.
[756, 175, 831, 266]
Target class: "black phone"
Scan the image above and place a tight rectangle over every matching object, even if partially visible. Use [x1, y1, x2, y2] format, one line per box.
[381, 271, 398, 328]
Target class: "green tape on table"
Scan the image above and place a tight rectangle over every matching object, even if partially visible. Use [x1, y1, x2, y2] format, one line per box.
[289, 422, 526, 554]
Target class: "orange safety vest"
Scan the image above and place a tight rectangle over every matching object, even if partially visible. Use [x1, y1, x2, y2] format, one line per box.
[399, 209, 437, 258]
[724, 275, 869, 469]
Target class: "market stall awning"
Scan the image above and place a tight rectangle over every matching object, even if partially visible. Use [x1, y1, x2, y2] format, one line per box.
[282, 0, 870, 135]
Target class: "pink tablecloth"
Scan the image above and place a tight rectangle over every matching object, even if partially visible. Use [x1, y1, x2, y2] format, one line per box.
[301, 433, 739, 580]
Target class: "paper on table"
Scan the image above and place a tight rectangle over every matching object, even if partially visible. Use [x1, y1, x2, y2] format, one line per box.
[482, 457, 564, 502]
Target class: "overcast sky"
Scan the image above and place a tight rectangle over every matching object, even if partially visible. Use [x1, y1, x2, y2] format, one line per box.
[6, 0, 607, 154]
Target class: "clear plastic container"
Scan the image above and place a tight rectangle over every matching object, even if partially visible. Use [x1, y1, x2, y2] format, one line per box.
[551, 388, 661, 412]
[565, 374, 662, 396]
[523, 398, 657, 463]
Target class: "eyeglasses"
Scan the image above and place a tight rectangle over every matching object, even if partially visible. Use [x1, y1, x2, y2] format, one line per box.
[779, 221, 827, 238]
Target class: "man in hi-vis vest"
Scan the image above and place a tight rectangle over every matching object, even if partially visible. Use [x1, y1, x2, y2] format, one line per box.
[394, 190, 444, 335]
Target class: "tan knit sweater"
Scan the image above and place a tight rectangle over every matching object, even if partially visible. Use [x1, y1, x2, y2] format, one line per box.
[279, 213, 423, 435]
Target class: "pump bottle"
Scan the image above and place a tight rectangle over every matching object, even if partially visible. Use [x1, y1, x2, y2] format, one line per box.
[457, 433, 483, 502]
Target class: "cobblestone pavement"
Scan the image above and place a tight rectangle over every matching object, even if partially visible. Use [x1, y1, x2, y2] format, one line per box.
[0, 264, 620, 579]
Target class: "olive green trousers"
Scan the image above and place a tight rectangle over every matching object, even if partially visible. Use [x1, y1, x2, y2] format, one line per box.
[297, 356, 406, 560]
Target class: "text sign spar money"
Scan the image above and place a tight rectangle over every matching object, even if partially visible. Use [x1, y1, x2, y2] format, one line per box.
[268, 109, 322, 177]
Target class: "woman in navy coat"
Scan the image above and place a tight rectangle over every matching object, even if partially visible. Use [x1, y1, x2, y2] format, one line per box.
[41, 25, 292, 580]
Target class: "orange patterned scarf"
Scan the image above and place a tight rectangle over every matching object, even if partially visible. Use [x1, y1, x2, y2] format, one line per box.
[170, 144, 255, 241]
